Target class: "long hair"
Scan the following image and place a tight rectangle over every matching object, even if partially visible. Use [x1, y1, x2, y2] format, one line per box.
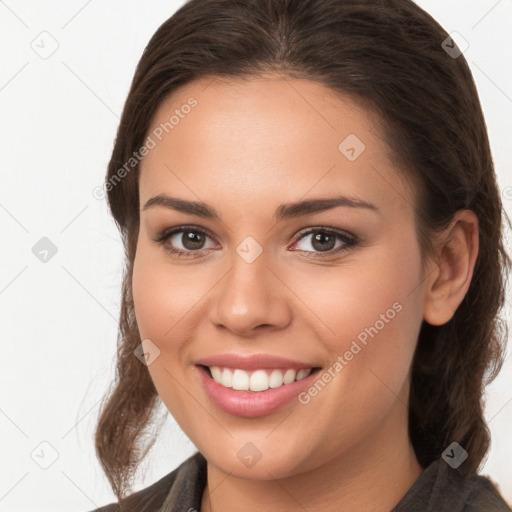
[94, 0, 511, 500]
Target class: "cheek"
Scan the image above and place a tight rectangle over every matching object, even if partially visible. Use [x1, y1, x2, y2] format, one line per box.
[292, 235, 422, 344]
[132, 243, 205, 342]
[299, 238, 423, 399]
[297, 271, 421, 450]
[132, 246, 197, 422]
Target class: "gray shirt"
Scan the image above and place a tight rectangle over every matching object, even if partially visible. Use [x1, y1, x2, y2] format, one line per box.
[89, 451, 511, 511]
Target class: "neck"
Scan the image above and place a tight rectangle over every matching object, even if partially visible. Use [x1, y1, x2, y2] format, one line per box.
[200, 402, 424, 512]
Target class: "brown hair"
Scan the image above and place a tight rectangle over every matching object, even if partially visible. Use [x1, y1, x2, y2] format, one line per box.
[95, 0, 511, 501]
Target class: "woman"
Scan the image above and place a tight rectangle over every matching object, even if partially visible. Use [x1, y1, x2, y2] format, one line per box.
[90, 0, 512, 510]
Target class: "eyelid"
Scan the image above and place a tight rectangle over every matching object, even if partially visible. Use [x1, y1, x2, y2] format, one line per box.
[293, 225, 355, 242]
[150, 226, 215, 260]
[151, 225, 218, 248]
[289, 226, 357, 256]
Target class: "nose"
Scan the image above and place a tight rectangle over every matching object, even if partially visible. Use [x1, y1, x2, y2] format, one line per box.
[208, 245, 293, 336]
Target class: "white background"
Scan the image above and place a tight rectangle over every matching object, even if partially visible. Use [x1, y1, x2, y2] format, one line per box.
[1, 1, 511, 510]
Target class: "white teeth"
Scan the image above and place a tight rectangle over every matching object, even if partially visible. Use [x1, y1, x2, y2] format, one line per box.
[220, 368, 233, 388]
[208, 366, 313, 391]
[296, 368, 312, 380]
[283, 369, 296, 384]
[210, 366, 222, 382]
[232, 369, 249, 390]
[268, 369, 284, 388]
[250, 370, 269, 391]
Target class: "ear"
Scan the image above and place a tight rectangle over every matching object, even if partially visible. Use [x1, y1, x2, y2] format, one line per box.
[423, 209, 479, 326]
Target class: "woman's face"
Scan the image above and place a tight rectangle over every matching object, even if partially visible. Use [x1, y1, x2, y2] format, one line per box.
[132, 74, 428, 479]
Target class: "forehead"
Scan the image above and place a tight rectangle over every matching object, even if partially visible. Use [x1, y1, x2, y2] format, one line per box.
[145, 73, 377, 146]
[139, 74, 415, 219]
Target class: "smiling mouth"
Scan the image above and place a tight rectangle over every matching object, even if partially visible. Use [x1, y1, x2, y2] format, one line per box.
[198, 364, 322, 392]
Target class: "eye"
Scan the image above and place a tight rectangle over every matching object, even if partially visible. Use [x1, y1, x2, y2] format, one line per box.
[151, 226, 217, 258]
[152, 225, 359, 259]
[290, 227, 358, 258]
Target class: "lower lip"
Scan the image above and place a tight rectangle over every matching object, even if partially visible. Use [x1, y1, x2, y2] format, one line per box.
[197, 365, 321, 418]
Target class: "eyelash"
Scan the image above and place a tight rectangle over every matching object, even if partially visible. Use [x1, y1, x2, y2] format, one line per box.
[151, 225, 359, 259]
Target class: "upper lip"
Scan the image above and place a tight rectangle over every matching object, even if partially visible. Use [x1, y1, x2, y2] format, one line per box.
[196, 353, 321, 371]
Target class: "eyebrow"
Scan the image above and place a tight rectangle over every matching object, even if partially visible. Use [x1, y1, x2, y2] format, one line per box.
[142, 193, 380, 221]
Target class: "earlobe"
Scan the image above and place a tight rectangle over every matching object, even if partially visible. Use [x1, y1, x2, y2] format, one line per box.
[423, 210, 479, 326]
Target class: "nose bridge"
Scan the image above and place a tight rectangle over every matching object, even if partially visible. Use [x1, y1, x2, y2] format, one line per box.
[209, 236, 291, 334]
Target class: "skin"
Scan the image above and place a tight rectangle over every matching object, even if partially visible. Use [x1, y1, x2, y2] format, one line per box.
[132, 73, 479, 512]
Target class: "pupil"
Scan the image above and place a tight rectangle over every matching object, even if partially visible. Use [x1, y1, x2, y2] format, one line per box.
[312, 232, 335, 251]
[183, 231, 204, 250]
